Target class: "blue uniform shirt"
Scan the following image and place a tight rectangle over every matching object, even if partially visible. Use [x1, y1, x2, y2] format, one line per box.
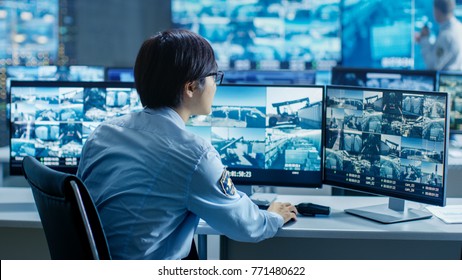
[77, 107, 283, 260]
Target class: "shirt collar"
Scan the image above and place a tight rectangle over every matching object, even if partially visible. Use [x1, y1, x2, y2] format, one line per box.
[143, 107, 186, 129]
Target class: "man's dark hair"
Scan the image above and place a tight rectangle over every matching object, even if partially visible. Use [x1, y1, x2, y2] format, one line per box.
[434, 0, 456, 15]
[134, 29, 217, 108]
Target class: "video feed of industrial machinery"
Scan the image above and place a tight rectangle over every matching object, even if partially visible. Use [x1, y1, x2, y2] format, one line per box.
[438, 72, 462, 132]
[172, 0, 341, 70]
[331, 67, 436, 92]
[8, 81, 140, 175]
[186, 84, 324, 187]
[324, 86, 448, 206]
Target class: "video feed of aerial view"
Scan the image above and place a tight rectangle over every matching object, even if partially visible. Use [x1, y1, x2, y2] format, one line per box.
[172, 0, 341, 70]
[325, 86, 447, 197]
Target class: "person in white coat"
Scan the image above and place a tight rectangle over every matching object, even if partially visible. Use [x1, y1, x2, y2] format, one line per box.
[416, 0, 462, 71]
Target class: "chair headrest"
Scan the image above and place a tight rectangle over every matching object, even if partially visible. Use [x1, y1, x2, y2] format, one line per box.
[22, 156, 78, 197]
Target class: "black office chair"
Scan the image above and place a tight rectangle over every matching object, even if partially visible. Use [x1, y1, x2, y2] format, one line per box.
[22, 156, 111, 260]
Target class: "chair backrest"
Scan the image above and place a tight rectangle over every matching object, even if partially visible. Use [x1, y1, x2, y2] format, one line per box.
[22, 156, 111, 260]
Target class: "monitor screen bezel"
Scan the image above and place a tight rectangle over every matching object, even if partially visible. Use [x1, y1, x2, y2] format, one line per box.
[8, 80, 137, 176]
[323, 85, 448, 207]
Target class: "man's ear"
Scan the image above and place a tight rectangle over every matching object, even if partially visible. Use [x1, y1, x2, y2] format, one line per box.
[184, 81, 195, 98]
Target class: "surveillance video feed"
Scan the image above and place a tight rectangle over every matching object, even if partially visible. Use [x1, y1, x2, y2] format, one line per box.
[331, 68, 436, 91]
[325, 86, 447, 203]
[2, 66, 105, 146]
[172, 0, 341, 70]
[438, 73, 462, 131]
[9, 83, 139, 172]
[187, 85, 324, 187]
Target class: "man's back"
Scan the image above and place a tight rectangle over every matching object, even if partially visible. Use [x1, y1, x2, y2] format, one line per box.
[77, 107, 209, 259]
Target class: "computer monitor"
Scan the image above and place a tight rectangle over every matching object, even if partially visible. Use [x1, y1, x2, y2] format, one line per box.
[187, 84, 324, 187]
[222, 70, 316, 85]
[171, 0, 341, 70]
[105, 67, 134, 82]
[2, 66, 105, 147]
[331, 67, 437, 92]
[324, 85, 448, 223]
[8, 81, 141, 175]
[437, 72, 462, 133]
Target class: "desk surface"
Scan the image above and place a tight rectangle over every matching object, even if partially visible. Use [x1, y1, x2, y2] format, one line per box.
[0, 146, 8, 163]
[0, 187, 41, 228]
[2, 187, 462, 241]
[197, 195, 462, 241]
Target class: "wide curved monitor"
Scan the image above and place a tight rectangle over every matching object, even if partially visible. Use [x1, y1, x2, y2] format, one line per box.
[324, 85, 448, 223]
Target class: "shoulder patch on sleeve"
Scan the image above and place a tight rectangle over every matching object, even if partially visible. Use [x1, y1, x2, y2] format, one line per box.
[219, 169, 236, 196]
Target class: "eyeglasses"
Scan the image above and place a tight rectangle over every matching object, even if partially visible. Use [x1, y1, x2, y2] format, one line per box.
[204, 71, 224, 85]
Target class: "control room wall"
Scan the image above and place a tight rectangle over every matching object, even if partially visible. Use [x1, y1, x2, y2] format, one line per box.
[74, 0, 171, 67]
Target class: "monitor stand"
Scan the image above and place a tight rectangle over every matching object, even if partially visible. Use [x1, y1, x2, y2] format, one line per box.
[344, 197, 432, 224]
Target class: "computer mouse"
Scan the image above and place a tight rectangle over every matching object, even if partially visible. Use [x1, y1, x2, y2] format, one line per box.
[296, 203, 330, 216]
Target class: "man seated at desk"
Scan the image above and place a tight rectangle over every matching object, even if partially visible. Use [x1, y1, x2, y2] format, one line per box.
[77, 29, 297, 260]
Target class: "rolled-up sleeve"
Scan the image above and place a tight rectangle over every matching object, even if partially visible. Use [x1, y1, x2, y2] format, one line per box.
[187, 147, 284, 242]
